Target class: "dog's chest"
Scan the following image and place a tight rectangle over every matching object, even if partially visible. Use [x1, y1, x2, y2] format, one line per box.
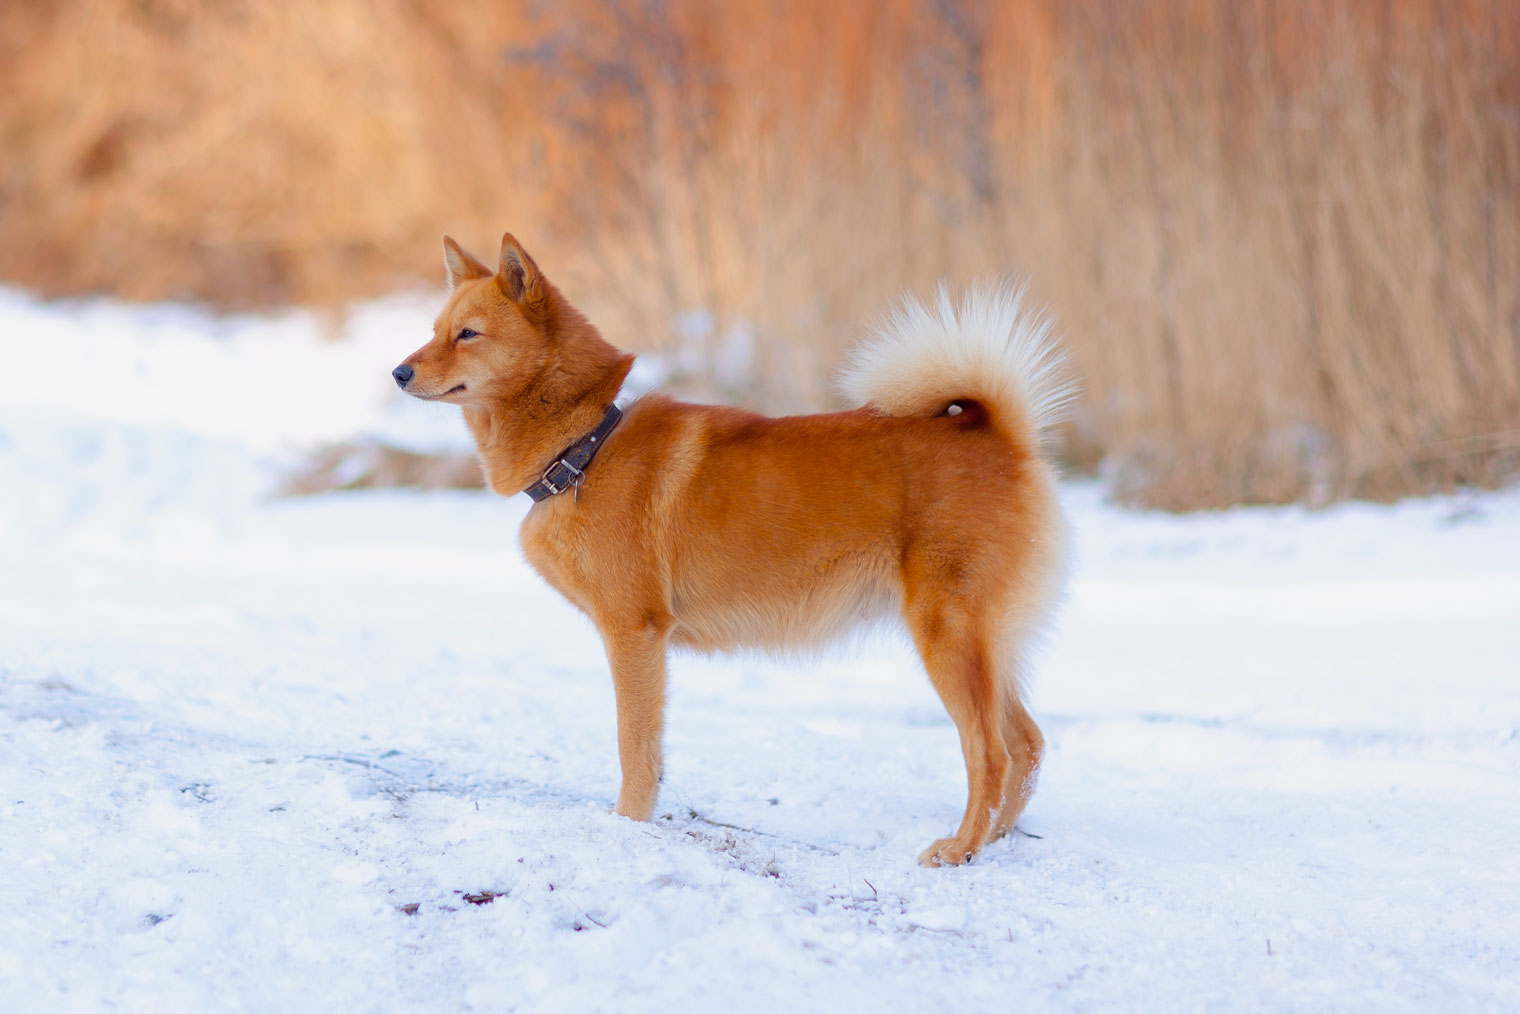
[518, 505, 574, 586]
[516, 503, 615, 618]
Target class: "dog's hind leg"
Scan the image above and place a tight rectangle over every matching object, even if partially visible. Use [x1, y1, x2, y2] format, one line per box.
[989, 684, 1044, 842]
[905, 588, 1010, 867]
[599, 613, 673, 821]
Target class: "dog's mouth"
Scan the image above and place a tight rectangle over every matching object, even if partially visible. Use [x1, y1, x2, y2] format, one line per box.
[413, 384, 468, 401]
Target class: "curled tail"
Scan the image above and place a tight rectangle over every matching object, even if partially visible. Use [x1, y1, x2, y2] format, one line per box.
[839, 281, 1074, 451]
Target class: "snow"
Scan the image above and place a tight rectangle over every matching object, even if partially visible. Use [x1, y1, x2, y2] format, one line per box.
[2, 287, 1518, 1012]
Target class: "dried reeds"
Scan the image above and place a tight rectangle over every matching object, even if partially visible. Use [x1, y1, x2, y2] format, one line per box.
[3, 0, 1516, 507]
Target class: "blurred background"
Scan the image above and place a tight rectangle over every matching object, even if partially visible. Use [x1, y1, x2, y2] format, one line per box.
[2, 0, 1516, 508]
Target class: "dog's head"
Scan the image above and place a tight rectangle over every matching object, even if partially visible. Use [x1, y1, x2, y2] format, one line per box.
[392, 233, 556, 405]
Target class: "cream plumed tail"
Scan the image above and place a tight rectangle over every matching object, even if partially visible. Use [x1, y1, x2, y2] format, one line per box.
[839, 281, 1074, 449]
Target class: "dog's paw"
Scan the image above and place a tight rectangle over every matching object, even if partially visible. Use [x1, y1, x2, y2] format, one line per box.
[918, 836, 979, 867]
[613, 797, 656, 822]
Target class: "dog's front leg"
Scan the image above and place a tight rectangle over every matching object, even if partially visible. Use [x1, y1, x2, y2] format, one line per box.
[600, 616, 673, 821]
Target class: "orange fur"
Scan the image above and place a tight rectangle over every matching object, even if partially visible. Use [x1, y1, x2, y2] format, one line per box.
[396, 233, 1069, 865]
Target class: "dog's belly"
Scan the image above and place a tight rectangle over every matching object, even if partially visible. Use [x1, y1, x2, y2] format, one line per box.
[667, 550, 901, 654]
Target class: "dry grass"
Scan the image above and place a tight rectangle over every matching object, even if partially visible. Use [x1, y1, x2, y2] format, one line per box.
[3, 0, 1517, 507]
[280, 443, 482, 496]
[0, 0, 549, 304]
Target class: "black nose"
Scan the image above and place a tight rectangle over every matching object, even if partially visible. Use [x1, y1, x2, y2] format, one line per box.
[392, 364, 414, 388]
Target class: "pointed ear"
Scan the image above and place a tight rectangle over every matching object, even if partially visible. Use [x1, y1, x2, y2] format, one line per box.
[442, 235, 492, 291]
[497, 232, 545, 305]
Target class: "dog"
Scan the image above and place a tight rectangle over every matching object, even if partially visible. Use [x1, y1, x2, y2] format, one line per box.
[393, 233, 1070, 865]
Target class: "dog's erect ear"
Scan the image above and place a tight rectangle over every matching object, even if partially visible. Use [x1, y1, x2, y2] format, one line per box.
[442, 235, 492, 291]
[497, 233, 545, 306]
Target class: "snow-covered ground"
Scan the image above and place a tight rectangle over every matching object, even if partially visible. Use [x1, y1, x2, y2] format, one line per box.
[2, 288, 1517, 1012]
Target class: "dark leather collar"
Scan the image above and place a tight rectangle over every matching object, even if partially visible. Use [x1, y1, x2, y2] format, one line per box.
[522, 404, 623, 502]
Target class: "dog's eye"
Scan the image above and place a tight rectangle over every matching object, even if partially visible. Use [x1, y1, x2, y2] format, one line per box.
[456, 328, 478, 342]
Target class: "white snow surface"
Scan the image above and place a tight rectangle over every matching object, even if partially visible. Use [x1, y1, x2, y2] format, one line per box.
[2, 288, 1518, 1012]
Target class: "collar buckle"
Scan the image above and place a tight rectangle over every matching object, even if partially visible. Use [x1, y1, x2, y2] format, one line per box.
[539, 459, 584, 496]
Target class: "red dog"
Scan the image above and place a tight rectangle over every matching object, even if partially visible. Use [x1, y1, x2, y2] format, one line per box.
[394, 233, 1069, 865]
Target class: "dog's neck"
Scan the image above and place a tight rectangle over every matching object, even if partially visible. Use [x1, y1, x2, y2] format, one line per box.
[462, 317, 633, 498]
